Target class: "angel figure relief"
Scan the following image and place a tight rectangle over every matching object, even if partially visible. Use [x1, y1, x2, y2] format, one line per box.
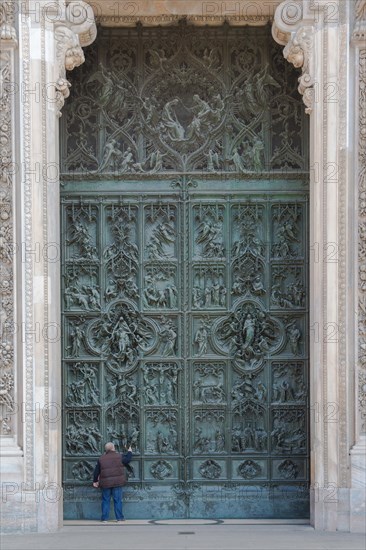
[146, 220, 176, 260]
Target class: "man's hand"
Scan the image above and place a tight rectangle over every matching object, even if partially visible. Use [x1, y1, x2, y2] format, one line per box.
[93, 481, 99, 488]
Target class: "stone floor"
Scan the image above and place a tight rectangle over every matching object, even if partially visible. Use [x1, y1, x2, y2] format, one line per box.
[1, 521, 365, 550]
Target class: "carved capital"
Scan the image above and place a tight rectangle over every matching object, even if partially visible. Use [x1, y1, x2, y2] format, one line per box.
[0, 0, 17, 45]
[272, 1, 315, 114]
[353, 0, 366, 43]
[54, 1, 97, 116]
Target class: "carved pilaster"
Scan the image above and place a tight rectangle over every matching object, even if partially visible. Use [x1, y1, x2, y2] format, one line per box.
[357, 46, 366, 435]
[0, 1, 17, 437]
[353, 0, 366, 440]
[54, 1, 97, 116]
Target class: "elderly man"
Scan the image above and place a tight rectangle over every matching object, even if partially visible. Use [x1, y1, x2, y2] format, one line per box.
[93, 442, 132, 523]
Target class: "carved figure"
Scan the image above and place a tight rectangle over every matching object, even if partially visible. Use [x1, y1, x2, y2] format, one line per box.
[214, 430, 225, 452]
[194, 322, 208, 356]
[199, 459, 221, 479]
[286, 320, 301, 355]
[192, 286, 202, 308]
[278, 459, 298, 479]
[151, 459, 172, 480]
[239, 460, 261, 479]
[159, 319, 177, 357]
[161, 98, 185, 140]
[67, 324, 83, 357]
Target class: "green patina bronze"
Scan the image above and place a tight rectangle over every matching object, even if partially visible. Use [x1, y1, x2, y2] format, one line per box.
[60, 23, 309, 519]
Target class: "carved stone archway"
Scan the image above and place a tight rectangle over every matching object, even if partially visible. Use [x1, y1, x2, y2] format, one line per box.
[0, 0, 364, 533]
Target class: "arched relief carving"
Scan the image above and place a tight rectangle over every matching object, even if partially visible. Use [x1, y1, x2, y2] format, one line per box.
[54, 1, 97, 116]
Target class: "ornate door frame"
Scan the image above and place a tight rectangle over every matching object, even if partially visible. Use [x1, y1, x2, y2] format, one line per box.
[1, 0, 364, 533]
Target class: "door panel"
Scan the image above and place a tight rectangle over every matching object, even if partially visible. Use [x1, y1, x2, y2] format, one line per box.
[60, 23, 309, 519]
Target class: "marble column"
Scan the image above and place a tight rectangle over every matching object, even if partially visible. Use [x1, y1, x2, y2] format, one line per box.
[0, 0, 96, 532]
[273, 0, 363, 532]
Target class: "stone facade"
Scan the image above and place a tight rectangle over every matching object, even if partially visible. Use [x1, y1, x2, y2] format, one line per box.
[0, 0, 364, 533]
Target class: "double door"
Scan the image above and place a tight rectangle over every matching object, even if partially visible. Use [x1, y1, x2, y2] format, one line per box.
[61, 176, 309, 519]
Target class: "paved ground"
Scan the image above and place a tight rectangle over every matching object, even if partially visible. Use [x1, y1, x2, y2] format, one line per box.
[1, 521, 365, 550]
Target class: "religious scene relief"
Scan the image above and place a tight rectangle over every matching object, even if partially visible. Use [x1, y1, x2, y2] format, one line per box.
[71, 460, 95, 482]
[192, 267, 226, 310]
[63, 267, 100, 312]
[144, 205, 177, 261]
[271, 204, 303, 259]
[231, 402, 268, 453]
[106, 402, 140, 453]
[104, 368, 138, 406]
[194, 205, 225, 259]
[65, 410, 102, 455]
[142, 363, 180, 406]
[65, 362, 100, 407]
[142, 265, 178, 310]
[157, 316, 178, 357]
[192, 363, 226, 404]
[64, 204, 98, 261]
[271, 266, 305, 309]
[87, 301, 156, 364]
[216, 301, 283, 371]
[271, 362, 307, 403]
[61, 24, 307, 176]
[60, 23, 309, 512]
[270, 408, 306, 454]
[193, 410, 225, 454]
[231, 372, 267, 406]
[145, 410, 178, 454]
[193, 318, 211, 356]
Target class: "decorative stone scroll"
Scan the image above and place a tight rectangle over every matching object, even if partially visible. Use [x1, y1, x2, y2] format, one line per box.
[272, 0, 316, 114]
[54, 1, 97, 115]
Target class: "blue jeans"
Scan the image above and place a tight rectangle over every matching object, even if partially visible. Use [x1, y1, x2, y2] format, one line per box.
[101, 486, 123, 521]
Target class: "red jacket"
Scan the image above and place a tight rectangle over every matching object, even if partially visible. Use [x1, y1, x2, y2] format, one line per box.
[94, 450, 132, 488]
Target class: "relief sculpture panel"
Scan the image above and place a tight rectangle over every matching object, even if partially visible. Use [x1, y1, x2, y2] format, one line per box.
[61, 23, 308, 520]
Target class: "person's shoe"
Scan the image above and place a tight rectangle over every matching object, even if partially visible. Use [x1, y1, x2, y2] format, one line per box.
[116, 519, 125, 523]
[101, 520, 108, 524]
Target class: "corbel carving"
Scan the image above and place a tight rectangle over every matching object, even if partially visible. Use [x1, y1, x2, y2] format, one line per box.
[0, 0, 17, 45]
[54, 1, 97, 116]
[353, 0, 366, 42]
[272, 1, 315, 114]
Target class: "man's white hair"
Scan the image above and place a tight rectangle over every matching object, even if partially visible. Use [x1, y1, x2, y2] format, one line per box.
[105, 442, 115, 452]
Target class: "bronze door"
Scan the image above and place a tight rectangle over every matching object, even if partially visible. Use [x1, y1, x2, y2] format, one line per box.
[61, 24, 309, 519]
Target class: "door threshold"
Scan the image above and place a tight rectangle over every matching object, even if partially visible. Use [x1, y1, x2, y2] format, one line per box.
[63, 519, 310, 526]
